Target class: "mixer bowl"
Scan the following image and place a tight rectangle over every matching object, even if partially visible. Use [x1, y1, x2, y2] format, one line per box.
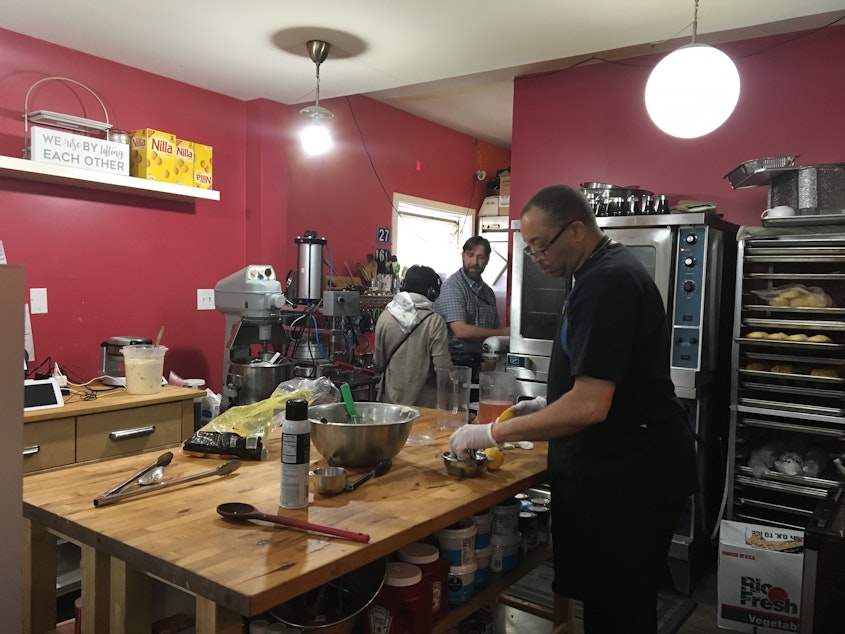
[308, 402, 420, 467]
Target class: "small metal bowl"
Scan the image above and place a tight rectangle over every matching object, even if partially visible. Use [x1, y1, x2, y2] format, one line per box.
[438, 450, 489, 478]
[310, 466, 349, 495]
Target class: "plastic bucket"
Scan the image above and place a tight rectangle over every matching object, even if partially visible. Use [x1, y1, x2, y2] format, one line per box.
[447, 561, 477, 607]
[474, 545, 491, 588]
[491, 497, 521, 538]
[435, 521, 477, 566]
[471, 509, 493, 549]
[490, 533, 521, 573]
[121, 345, 167, 394]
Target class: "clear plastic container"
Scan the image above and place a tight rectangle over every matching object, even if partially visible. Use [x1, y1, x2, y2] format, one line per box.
[121, 345, 167, 394]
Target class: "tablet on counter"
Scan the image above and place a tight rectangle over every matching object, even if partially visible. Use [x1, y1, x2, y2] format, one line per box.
[24, 377, 65, 411]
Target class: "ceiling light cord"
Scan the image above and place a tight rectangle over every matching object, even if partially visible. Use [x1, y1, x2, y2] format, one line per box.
[314, 60, 322, 108]
[300, 40, 333, 155]
[691, 0, 699, 43]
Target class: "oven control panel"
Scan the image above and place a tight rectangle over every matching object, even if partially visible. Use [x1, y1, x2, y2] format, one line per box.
[671, 226, 707, 370]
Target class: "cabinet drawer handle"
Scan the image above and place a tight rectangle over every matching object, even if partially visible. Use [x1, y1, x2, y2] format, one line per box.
[109, 426, 156, 441]
[22, 445, 41, 456]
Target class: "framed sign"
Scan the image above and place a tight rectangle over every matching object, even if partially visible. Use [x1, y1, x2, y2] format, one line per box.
[376, 227, 391, 244]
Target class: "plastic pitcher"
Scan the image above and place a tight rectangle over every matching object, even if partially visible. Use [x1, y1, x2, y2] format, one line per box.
[436, 366, 472, 430]
[477, 371, 516, 424]
[122, 345, 167, 394]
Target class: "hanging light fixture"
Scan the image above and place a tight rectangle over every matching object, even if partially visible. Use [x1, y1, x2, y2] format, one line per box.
[645, 0, 740, 138]
[299, 40, 333, 155]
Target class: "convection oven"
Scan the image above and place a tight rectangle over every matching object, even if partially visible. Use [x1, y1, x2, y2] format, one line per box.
[728, 231, 845, 531]
[507, 212, 738, 594]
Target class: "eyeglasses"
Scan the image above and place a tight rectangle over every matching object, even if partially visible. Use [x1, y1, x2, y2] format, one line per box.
[522, 221, 575, 259]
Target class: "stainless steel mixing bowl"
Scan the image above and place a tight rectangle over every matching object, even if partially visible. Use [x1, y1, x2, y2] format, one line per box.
[308, 402, 420, 468]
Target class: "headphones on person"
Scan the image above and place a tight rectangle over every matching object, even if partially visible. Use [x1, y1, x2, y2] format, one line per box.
[400, 270, 441, 301]
[425, 275, 442, 302]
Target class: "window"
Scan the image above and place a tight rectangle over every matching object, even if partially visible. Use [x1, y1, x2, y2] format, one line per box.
[392, 193, 474, 279]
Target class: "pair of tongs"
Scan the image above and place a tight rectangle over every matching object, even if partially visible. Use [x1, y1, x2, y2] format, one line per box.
[93, 451, 241, 507]
[94, 451, 174, 505]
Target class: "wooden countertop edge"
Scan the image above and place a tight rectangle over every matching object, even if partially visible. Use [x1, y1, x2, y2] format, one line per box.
[23, 384, 200, 422]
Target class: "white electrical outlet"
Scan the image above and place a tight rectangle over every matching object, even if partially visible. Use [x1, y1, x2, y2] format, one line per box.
[197, 289, 215, 310]
[30, 288, 48, 314]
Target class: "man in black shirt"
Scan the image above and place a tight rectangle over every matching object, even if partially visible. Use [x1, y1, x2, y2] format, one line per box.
[450, 185, 698, 633]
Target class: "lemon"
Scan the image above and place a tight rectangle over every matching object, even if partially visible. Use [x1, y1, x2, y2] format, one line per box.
[483, 447, 505, 470]
[496, 407, 516, 423]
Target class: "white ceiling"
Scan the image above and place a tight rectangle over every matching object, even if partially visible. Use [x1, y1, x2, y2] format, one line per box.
[5, 1, 844, 148]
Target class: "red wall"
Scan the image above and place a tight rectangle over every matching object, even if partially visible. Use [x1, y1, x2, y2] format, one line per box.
[285, 94, 508, 275]
[510, 24, 845, 228]
[0, 28, 509, 392]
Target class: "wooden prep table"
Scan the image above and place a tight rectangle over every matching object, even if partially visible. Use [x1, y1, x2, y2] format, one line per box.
[23, 408, 552, 633]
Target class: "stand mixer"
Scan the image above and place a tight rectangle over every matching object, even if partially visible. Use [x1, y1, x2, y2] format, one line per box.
[214, 265, 292, 410]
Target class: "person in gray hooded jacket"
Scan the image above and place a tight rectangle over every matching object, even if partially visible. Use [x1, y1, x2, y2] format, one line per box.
[374, 265, 452, 407]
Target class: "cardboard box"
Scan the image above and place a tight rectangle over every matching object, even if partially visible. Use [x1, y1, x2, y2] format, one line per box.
[29, 126, 129, 176]
[129, 129, 176, 181]
[478, 195, 500, 216]
[498, 174, 511, 210]
[173, 139, 194, 186]
[718, 520, 804, 633]
[194, 143, 213, 189]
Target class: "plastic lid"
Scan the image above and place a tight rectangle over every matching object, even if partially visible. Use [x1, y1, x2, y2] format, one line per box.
[384, 562, 422, 587]
[183, 379, 206, 389]
[397, 542, 439, 565]
[286, 398, 308, 420]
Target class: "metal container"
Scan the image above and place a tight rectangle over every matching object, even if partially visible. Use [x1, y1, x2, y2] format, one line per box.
[438, 450, 489, 478]
[308, 402, 419, 467]
[768, 164, 845, 215]
[724, 155, 799, 189]
[268, 556, 387, 629]
[310, 466, 349, 495]
[107, 129, 131, 145]
[225, 357, 293, 406]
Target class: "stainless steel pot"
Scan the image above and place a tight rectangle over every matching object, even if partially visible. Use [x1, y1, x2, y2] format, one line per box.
[225, 357, 293, 406]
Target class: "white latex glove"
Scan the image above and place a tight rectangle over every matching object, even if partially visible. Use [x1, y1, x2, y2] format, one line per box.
[510, 396, 547, 416]
[450, 423, 497, 457]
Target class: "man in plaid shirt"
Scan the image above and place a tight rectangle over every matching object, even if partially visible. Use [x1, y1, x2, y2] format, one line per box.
[434, 236, 509, 379]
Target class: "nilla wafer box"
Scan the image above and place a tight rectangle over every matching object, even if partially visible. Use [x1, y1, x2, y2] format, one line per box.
[173, 139, 194, 186]
[129, 129, 176, 181]
[193, 143, 213, 189]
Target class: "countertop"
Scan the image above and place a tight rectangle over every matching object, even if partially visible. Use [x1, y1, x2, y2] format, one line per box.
[23, 383, 201, 422]
[23, 407, 548, 623]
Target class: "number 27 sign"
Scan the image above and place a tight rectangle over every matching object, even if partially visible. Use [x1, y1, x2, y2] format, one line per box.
[376, 227, 391, 244]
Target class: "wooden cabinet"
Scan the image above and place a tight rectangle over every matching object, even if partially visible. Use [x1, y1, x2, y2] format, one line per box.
[22, 417, 75, 473]
[23, 385, 198, 474]
[76, 401, 189, 462]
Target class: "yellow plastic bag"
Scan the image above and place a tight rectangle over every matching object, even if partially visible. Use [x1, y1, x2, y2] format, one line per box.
[183, 377, 339, 460]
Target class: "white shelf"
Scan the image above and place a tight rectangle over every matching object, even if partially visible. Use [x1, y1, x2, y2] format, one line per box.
[0, 154, 220, 202]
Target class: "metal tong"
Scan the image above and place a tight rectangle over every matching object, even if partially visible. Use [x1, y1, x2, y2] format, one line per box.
[93, 452, 241, 507]
[94, 451, 174, 503]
